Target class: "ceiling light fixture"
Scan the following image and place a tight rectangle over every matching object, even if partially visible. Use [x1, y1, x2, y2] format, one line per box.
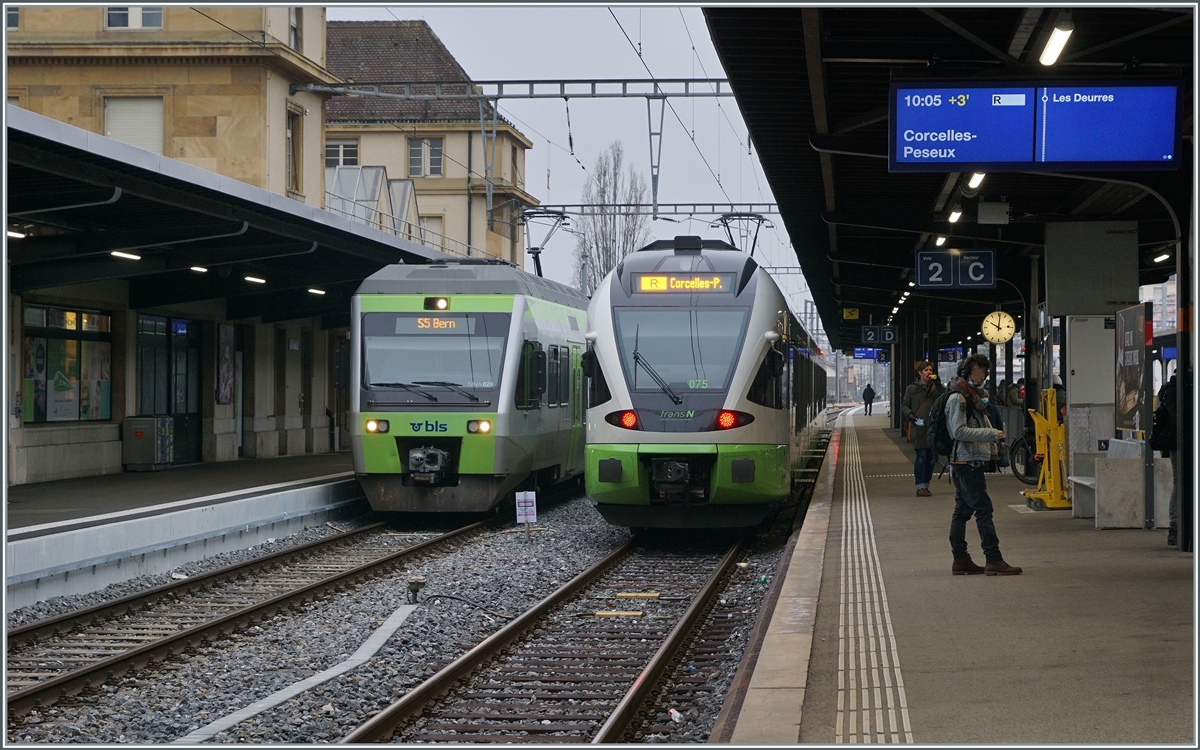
[908, 281, 915, 287]
[948, 210, 962, 223]
[968, 173, 986, 189]
[190, 266, 208, 273]
[1040, 11, 1074, 66]
[110, 251, 142, 260]
[7, 229, 26, 239]
[308, 288, 326, 295]
[1153, 253, 1171, 263]
[245, 275, 266, 284]
[935, 236, 947, 246]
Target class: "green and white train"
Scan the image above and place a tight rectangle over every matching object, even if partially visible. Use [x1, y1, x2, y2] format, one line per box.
[351, 259, 589, 513]
[583, 236, 829, 528]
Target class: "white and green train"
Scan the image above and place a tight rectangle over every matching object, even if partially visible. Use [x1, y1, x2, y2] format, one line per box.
[583, 236, 829, 528]
[351, 260, 589, 513]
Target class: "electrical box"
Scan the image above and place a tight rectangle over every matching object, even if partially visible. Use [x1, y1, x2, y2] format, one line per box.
[123, 416, 173, 471]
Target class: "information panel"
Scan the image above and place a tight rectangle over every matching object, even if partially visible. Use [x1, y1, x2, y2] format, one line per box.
[890, 80, 1182, 172]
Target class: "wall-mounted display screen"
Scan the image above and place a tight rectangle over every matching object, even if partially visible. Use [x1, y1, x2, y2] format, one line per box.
[889, 80, 1182, 172]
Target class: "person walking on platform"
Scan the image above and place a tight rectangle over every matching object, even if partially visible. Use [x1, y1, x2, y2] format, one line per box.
[901, 360, 943, 497]
[946, 353, 1022, 576]
[1155, 374, 1179, 546]
[862, 384, 876, 415]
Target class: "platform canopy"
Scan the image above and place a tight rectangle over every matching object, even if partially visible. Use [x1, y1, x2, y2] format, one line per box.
[706, 7, 1192, 349]
[6, 106, 447, 328]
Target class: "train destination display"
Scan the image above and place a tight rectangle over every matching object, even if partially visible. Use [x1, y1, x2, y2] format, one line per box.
[889, 80, 1181, 172]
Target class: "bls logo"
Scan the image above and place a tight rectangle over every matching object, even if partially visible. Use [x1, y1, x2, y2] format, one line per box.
[410, 421, 449, 433]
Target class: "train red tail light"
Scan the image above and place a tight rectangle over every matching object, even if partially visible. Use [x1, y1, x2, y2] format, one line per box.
[605, 410, 640, 430]
[714, 410, 754, 430]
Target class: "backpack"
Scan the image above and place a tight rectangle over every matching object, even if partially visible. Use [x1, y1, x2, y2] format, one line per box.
[926, 384, 980, 458]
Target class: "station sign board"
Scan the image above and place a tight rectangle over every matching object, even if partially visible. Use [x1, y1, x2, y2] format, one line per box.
[853, 347, 877, 359]
[861, 325, 880, 344]
[876, 349, 890, 363]
[916, 250, 995, 290]
[880, 326, 899, 344]
[890, 80, 1182, 173]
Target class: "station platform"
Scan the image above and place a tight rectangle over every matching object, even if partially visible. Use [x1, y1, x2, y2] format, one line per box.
[6, 453, 363, 612]
[719, 409, 1194, 745]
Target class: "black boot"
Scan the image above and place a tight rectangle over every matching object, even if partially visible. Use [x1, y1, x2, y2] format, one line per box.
[1168, 523, 1178, 547]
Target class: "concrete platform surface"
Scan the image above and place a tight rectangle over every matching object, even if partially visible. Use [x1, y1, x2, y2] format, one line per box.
[7, 452, 353, 532]
[731, 410, 1193, 745]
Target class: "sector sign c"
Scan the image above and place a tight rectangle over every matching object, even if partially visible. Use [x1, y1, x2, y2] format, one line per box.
[916, 250, 995, 290]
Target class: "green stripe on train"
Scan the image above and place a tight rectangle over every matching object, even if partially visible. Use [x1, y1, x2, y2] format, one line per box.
[359, 412, 497, 475]
[358, 294, 517, 313]
[586, 444, 791, 505]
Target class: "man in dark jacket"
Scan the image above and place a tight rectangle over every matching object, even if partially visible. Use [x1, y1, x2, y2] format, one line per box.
[862, 384, 876, 415]
[900, 360, 943, 497]
[1158, 374, 1179, 546]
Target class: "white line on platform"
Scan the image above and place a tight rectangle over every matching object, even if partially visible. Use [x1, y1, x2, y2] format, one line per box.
[172, 603, 418, 744]
[836, 414, 913, 744]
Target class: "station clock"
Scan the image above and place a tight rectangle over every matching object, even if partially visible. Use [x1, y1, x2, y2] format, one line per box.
[981, 310, 1017, 344]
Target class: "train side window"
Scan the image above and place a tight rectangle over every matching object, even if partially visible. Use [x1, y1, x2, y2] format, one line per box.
[559, 346, 571, 407]
[547, 345, 560, 407]
[515, 341, 546, 409]
[747, 347, 785, 409]
[585, 348, 612, 408]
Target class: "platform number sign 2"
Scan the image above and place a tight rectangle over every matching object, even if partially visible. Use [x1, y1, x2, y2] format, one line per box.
[861, 325, 881, 344]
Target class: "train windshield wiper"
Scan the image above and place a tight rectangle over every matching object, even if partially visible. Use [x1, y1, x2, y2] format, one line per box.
[368, 382, 438, 401]
[412, 381, 481, 402]
[632, 327, 683, 405]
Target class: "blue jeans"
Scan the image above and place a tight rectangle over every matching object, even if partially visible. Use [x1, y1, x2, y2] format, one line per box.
[949, 464, 1002, 563]
[914, 448, 936, 489]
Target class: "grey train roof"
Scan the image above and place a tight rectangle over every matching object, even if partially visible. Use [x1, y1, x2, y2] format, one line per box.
[357, 260, 589, 309]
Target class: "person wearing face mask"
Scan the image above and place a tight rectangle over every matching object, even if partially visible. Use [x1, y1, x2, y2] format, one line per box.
[901, 360, 943, 497]
[946, 353, 1022, 576]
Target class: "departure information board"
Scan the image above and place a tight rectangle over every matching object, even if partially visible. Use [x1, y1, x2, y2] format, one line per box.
[889, 80, 1182, 172]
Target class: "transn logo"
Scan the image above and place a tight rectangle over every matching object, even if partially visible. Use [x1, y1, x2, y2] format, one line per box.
[410, 421, 449, 433]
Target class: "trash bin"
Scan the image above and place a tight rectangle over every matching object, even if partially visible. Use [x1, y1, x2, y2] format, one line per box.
[123, 416, 173, 471]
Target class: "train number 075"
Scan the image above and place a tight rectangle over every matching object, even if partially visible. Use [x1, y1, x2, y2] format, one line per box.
[688, 379, 708, 389]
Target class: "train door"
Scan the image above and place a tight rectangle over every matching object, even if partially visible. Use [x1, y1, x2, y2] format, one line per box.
[569, 344, 584, 475]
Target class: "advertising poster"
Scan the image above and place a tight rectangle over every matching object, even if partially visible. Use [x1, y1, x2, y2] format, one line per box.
[22, 337, 46, 423]
[217, 324, 235, 405]
[79, 341, 112, 420]
[1114, 304, 1149, 432]
[46, 338, 80, 422]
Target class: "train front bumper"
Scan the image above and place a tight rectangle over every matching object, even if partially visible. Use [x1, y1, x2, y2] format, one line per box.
[586, 443, 790, 506]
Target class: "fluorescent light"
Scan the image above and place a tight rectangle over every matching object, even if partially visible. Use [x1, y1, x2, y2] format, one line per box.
[110, 251, 141, 260]
[948, 210, 962, 223]
[245, 275, 266, 284]
[968, 173, 986, 189]
[1153, 253, 1171, 263]
[1040, 16, 1074, 65]
[908, 281, 915, 287]
[935, 236, 947, 246]
[7, 229, 26, 239]
[308, 288, 326, 295]
[190, 266, 208, 273]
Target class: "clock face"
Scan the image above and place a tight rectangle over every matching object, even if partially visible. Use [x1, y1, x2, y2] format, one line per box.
[982, 311, 1016, 344]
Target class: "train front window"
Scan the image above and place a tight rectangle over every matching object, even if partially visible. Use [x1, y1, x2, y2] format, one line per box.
[613, 308, 749, 392]
[362, 313, 509, 391]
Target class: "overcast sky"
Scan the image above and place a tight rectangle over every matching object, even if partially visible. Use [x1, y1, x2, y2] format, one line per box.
[326, 5, 815, 320]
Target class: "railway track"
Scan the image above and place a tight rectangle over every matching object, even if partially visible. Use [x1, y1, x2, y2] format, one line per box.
[342, 537, 744, 744]
[6, 520, 486, 720]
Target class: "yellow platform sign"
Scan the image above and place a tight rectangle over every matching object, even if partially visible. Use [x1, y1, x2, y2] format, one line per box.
[843, 308, 860, 320]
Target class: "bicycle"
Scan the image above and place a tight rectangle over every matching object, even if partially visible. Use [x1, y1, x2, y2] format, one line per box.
[1007, 431, 1042, 485]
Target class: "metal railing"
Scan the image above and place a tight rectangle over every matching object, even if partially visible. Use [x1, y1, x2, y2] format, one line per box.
[323, 192, 490, 260]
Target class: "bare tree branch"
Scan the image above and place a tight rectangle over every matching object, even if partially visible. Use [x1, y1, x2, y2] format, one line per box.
[572, 141, 652, 295]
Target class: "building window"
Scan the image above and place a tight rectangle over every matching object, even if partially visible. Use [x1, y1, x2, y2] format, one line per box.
[104, 97, 164, 154]
[288, 7, 301, 51]
[7, 7, 19, 29]
[325, 139, 358, 167]
[286, 110, 302, 194]
[511, 145, 519, 183]
[22, 305, 113, 423]
[105, 7, 163, 29]
[408, 137, 443, 177]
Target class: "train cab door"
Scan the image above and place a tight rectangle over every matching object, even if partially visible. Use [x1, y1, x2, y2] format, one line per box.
[568, 344, 584, 474]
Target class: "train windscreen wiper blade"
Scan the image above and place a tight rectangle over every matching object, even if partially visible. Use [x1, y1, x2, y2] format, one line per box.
[412, 381, 481, 402]
[632, 350, 683, 405]
[368, 382, 438, 401]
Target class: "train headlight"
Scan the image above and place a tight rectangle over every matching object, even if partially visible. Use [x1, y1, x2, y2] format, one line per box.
[366, 419, 390, 433]
[714, 410, 754, 430]
[467, 419, 492, 434]
[424, 297, 450, 310]
[605, 410, 640, 430]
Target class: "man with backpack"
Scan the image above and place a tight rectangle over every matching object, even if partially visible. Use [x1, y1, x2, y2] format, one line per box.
[862, 384, 876, 415]
[901, 360, 943, 497]
[936, 353, 1022, 576]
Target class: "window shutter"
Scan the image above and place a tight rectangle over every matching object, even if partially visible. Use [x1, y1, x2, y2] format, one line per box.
[104, 97, 164, 154]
